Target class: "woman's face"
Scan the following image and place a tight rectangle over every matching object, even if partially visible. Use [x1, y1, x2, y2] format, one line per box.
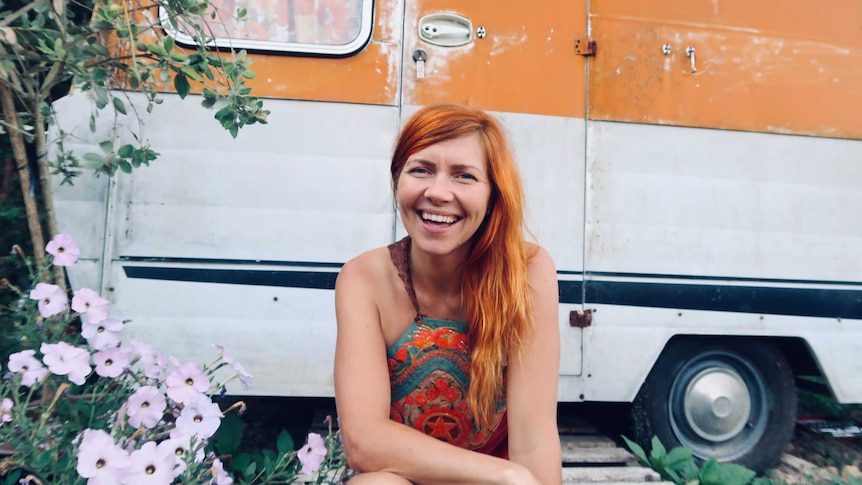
[396, 133, 492, 261]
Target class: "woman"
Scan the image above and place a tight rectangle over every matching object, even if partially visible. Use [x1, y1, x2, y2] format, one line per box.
[334, 104, 561, 484]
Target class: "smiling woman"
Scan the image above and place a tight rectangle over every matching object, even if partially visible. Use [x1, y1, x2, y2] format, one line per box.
[334, 104, 563, 484]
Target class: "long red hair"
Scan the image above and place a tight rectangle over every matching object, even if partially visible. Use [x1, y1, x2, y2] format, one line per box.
[391, 104, 533, 426]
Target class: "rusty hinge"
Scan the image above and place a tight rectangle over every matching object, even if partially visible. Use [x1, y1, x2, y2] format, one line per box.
[569, 309, 593, 328]
[574, 37, 596, 56]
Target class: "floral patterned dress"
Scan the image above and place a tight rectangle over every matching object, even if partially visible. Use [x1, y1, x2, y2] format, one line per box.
[386, 237, 508, 457]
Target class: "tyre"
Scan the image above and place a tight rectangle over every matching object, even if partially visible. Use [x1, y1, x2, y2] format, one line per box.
[631, 339, 797, 473]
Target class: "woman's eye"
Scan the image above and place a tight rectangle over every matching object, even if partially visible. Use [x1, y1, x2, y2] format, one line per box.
[408, 167, 430, 175]
[456, 173, 477, 181]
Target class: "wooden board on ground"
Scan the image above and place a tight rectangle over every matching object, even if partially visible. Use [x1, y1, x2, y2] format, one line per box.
[560, 433, 674, 484]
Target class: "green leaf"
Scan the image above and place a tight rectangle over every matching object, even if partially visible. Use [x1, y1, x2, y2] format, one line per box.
[622, 436, 649, 466]
[698, 460, 756, 485]
[276, 429, 294, 455]
[164, 36, 174, 54]
[147, 43, 167, 57]
[93, 67, 107, 83]
[232, 452, 252, 474]
[94, 87, 109, 109]
[664, 446, 694, 471]
[214, 412, 244, 456]
[112, 97, 127, 115]
[99, 140, 113, 153]
[119, 160, 132, 174]
[117, 144, 134, 158]
[180, 65, 204, 83]
[650, 436, 668, 462]
[174, 73, 190, 98]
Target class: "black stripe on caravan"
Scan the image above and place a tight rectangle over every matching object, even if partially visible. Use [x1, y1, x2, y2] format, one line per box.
[121, 266, 862, 319]
[586, 281, 862, 320]
[123, 266, 339, 290]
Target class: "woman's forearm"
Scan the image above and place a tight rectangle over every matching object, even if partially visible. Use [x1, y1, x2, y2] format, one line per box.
[343, 419, 541, 485]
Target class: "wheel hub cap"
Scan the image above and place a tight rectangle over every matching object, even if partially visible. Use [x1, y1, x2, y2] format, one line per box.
[684, 368, 751, 442]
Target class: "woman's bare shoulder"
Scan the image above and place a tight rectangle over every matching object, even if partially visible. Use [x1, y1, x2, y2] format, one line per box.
[525, 242, 556, 275]
[337, 246, 393, 289]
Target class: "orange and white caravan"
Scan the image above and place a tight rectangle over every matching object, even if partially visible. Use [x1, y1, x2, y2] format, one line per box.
[50, 0, 862, 472]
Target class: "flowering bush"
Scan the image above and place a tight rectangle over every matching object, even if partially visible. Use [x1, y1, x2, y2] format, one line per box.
[0, 235, 347, 484]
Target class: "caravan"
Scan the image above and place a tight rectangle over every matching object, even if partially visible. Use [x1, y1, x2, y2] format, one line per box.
[51, 0, 862, 472]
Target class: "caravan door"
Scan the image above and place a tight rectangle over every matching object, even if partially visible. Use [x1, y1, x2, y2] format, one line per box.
[399, 0, 590, 393]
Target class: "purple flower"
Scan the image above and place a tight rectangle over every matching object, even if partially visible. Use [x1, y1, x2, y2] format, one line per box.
[71, 288, 109, 324]
[211, 457, 234, 485]
[76, 429, 130, 484]
[214, 344, 253, 390]
[92, 346, 132, 378]
[166, 362, 210, 405]
[297, 432, 327, 475]
[0, 398, 12, 425]
[174, 393, 222, 439]
[46, 234, 80, 266]
[40, 342, 91, 385]
[7, 349, 49, 387]
[125, 386, 167, 429]
[126, 440, 179, 484]
[28, 283, 68, 318]
[81, 317, 123, 351]
[157, 434, 203, 474]
[130, 340, 165, 380]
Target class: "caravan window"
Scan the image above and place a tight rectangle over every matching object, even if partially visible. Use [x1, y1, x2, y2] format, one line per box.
[161, 0, 373, 56]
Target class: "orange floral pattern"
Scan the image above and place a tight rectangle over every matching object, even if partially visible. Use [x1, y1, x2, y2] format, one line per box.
[388, 318, 505, 450]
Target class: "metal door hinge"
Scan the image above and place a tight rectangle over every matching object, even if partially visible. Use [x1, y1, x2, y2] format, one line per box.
[570, 309, 593, 328]
[574, 37, 596, 56]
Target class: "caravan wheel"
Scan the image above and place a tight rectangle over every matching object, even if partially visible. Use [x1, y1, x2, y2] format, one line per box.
[632, 339, 796, 473]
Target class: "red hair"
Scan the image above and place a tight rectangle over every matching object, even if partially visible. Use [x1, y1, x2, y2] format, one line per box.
[391, 104, 533, 426]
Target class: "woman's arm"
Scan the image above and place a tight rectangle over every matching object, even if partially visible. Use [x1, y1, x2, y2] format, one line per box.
[334, 254, 542, 485]
[506, 245, 563, 485]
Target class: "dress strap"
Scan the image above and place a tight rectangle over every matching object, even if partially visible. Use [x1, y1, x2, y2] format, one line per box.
[388, 236, 426, 322]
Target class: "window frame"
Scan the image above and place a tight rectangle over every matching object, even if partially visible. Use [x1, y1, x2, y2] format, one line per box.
[159, 0, 375, 57]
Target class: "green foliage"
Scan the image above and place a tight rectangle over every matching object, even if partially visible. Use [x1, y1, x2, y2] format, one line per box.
[623, 435, 757, 485]
[0, 0, 269, 183]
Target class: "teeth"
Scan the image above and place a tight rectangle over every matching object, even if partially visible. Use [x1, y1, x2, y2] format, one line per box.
[422, 212, 457, 224]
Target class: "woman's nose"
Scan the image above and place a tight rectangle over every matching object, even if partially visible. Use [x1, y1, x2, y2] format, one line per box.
[424, 175, 454, 203]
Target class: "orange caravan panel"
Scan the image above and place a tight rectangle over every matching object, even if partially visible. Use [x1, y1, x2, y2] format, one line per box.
[154, 0, 401, 106]
[589, 0, 862, 140]
[403, 0, 587, 118]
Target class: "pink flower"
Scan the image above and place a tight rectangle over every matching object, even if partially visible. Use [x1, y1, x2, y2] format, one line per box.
[131, 340, 165, 380]
[211, 457, 233, 485]
[214, 344, 253, 390]
[40, 342, 91, 385]
[126, 440, 178, 484]
[76, 429, 130, 484]
[125, 386, 166, 429]
[92, 346, 132, 378]
[0, 398, 13, 425]
[166, 362, 210, 405]
[46, 233, 80, 266]
[71, 288, 109, 324]
[81, 317, 123, 351]
[297, 432, 327, 475]
[28, 282, 68, 318]
[174, 393, 222, 439]
[158, 434, 204, 474]
[7, 349, 49, 387]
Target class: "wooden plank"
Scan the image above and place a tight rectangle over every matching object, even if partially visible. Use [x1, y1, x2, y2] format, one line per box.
[562, 446, 638, 465]
[561, 434, 618, 448]
[562, 466, 666, 483]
